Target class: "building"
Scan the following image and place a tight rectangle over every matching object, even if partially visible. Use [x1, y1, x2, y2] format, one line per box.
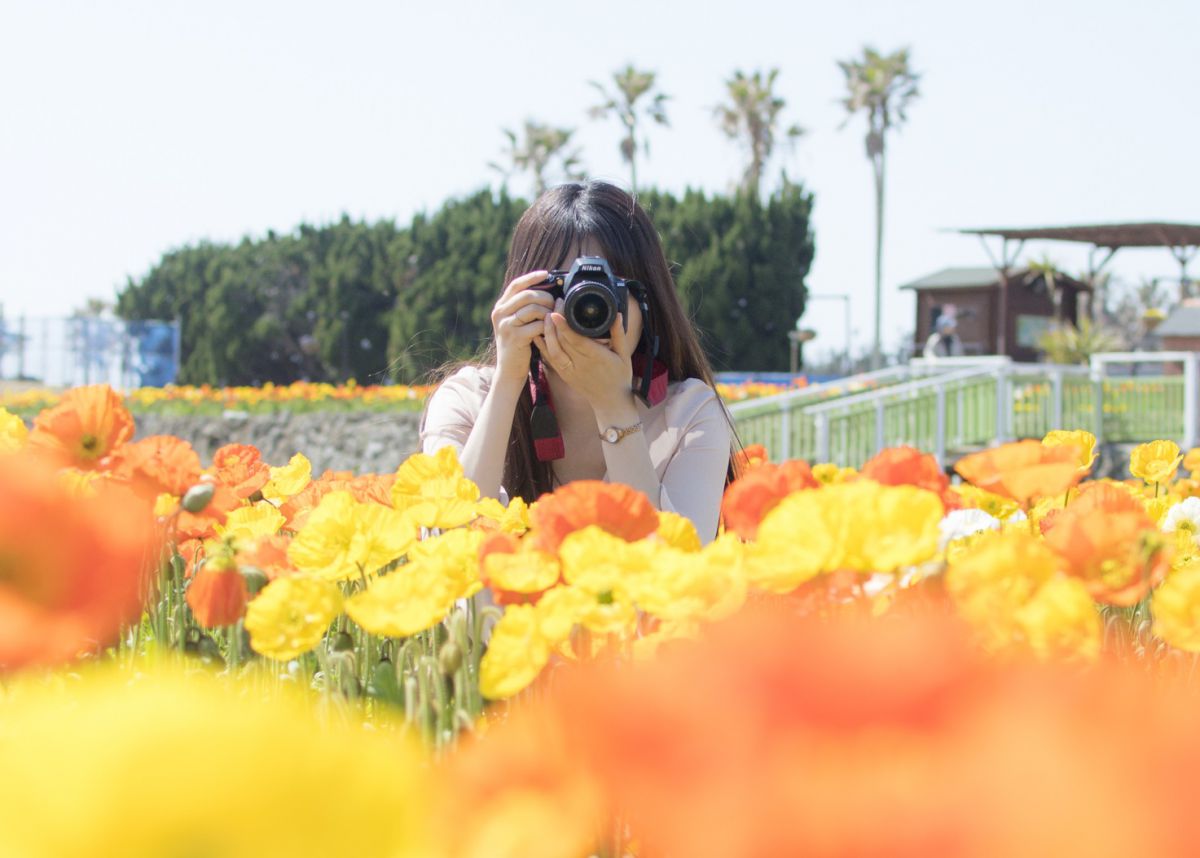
[1154, 302, 1200, 352]
[900, 266, 1089, 362]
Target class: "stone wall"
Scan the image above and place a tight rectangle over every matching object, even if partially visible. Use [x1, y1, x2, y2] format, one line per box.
[133, 410, 424, 475]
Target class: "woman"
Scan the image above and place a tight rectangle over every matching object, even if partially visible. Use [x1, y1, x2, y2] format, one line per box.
[420, 181, 737, 542]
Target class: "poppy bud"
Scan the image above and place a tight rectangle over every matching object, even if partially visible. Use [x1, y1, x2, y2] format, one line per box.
[240, 566, 269, 595]
[329, 630, 355, 653]
[182, 482, 215, 513]
[438, 640, 463, 675]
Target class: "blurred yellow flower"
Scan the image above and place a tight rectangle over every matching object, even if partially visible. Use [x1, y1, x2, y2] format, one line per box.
[215, 501, 285, 544]
[945, 531, 1061, 653]
[288, 490, 415, 580]
[1042, 429, 1097, 473]
[655, 510, 702, 552]
[635, 534, 747, 623]
[0, 407, 28, 454]
[345, 555, 464, 637]
[261, 452, 312, 503]
[0, 664, 432, 858]
[1151, 561, 1200, 652]
[245, 575, 342, 660]
[391, 446, 480, 529]
[1014, 575, 1101, 661]
[1130, 440, 1182, 485]
[410, 527, 484, 601]
[811, 462, 856, 485]
[476, 495, 530, 534]
[1184, 446, 1200, 476]
[480, 604, 552, 700]
[483, 548, 560, 595]
[950, 483, 1022, 520]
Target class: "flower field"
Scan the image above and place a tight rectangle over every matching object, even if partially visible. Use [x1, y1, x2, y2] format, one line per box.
[8, 386, 1200, 856]
[0, 377, 798, 419]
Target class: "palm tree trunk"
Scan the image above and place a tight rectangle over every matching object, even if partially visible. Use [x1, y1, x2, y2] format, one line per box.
[872, 148, 886, 369]
[628, 130, 638, 194]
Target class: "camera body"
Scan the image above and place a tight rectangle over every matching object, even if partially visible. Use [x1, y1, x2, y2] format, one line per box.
[536, 256, 630, 338]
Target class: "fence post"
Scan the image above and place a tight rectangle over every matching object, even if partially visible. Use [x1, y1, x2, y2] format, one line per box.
[994, 370, 1008, 444]
[1184, 354, 1198, 450]
[874, 399, 885, 452]
[779, 403, 791, 462]
[1050, 368, 1063, 431]
[935, 383, 947, 466]
[1090, 364, 1105, 444]
[815, 412, 830, 464]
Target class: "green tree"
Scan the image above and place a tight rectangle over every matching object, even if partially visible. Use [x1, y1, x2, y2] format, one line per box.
[713, 69, 803, 198]
[588, 65, 669, 193]
[837, 46, 920, 369]
[489, 121, 585, 197]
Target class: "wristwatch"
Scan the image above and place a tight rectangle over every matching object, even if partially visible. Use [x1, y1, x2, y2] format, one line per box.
[600, 421, 643, 444]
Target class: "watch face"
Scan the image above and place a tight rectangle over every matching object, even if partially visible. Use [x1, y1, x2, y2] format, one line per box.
[604, 428, 619, 443]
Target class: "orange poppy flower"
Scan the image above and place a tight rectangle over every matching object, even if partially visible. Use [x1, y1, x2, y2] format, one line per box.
[954, 440, 1083, 506]
[733, 444, 769, 473]
[27, 384, 134, 470]
[110, 435, 203, 499]
[860, 446, 960, 511]
[1042, 482, 1169, 605]
[720, 459, 819, 540]
[210, 444, 271, 499]
[236, 534, 295, 580]
[185, 561, 249, 628]
[530, 481, 659, 553]
[175, 481, 242, 541]
[0, 453, 157, 670]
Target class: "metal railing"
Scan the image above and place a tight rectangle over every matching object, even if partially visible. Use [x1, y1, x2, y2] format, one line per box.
[728, 353, 1200, 468]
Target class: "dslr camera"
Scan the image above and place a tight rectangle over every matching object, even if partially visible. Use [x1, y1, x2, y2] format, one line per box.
[536, 256, 631, 338]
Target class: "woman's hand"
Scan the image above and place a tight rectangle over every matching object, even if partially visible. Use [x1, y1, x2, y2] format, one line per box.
[491, 271, 556, 386]
[536, 301, 635, 414]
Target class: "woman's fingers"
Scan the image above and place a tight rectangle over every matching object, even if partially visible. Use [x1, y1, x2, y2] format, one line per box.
[541, 313, 575, 373]
[499, 269, 549, 302]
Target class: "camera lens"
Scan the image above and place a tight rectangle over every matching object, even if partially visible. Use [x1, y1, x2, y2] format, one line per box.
[565, 283, 617, 336]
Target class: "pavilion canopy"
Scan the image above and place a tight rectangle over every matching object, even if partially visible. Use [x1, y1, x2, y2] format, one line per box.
[957, 222, 1200, 249]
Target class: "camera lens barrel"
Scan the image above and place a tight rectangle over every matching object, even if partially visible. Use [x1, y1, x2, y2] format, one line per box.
[564, 281, 618, 337]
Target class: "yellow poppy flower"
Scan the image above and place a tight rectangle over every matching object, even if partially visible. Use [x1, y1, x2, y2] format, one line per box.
[1042, 429, 1098, 473]
[245, 575, 342, 660]
[635, 535, 747, 623]
[345, 557, 462, 638]
[1151, 561, 1200, 652]
[483, 549, 561, 595]
[655, 510, 702, 552]
[288, 490, 416, 580]
[1184, 446, 1200, 476]
[479, 604, 552, 700]
[476, 495, 530, 534]
[410, 527, 483, 601]
[811, 462, 856, 485]
[0, 407, 28, 454]
[1130, 440, 1182, 485]
[215, 501, 285, 544]
[949, 483, 1022, 520]
[391, 446, 480, 529]
[261, 453, 312, 504]
[1013, 575, 1101, 662]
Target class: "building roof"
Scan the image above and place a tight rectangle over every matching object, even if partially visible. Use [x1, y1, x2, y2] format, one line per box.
[957, 222, 1200, 249]
[1155, 305, 1200, 337]
[899, 267, 1000, 291]
[899, 266, 1090, 292]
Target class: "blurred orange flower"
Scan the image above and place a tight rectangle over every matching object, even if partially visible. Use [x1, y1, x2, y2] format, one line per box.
[1042, 482, 1169, 605]
[955, 439, 1083, 506]
[720, 459, 819, 540]
[27, 384, 134, 469]
[0, 454, 157, 670]
[530, 481, 658, 553]
[236, 534, 296, 580]
[186, 560, 249, 628]
[175, 481, 242, 541]
[733, 443, 769, 473]
[210, 444, 271, 499]
[110, 434, 203, 498]
[860, 445, 960, 510]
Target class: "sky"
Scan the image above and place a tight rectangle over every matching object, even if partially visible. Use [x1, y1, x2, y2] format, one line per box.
[1, 0, 1197, 365]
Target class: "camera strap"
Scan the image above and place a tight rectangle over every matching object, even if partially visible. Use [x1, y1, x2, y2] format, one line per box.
[529, 351, 565, 462]
[630, 283, 668, 407]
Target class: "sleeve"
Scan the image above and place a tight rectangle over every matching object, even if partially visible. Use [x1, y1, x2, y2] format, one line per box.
[657, 385, 733, 544]
[419, 367, 488, 456]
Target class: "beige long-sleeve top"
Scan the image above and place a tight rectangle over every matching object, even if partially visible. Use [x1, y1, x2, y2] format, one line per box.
[420, 365, 732, 542]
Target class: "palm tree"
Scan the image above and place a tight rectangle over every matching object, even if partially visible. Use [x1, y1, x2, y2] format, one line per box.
[1024, 255, 1064, 322]
[713, 69, 803, 198]
[588, 66, 669, 194]
[489, 121, 585, 197]
[838, 47, 920, 369]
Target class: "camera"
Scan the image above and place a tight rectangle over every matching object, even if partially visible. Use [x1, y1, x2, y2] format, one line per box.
[536, 256, 630, 338]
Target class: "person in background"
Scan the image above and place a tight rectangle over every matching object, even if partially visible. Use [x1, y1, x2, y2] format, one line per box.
[924, 315, 964, 358]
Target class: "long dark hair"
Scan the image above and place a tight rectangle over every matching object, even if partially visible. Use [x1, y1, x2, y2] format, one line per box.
[483, 181, 738, 502]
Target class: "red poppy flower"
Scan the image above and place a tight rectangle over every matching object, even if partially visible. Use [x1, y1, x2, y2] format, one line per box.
[530, 481, 659, 553]
[954, 440, 1083, 506]
[186, 563, 248, 628]
[860, 446, 960, 511]
[111, 435, 203, 499]
[211, 444, 270, 499]
[720, 459, 819, 540]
